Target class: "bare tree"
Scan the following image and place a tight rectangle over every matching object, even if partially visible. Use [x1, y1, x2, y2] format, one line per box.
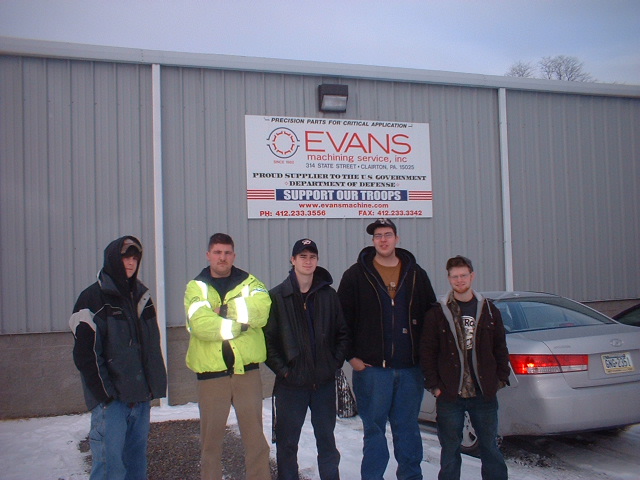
[505, 61, 536, 78]
[505, 55, 594, 82]
[538, 55, 593, 82]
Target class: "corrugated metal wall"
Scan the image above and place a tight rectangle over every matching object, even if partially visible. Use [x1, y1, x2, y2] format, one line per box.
[0, 56, 156, 333]
[160, 68, 505, 330]
[1, 51, 638, 334]
[506, 91, 640, 301]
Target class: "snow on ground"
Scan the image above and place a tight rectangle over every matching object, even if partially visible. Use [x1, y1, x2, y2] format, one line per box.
[1, 400, 638, 480]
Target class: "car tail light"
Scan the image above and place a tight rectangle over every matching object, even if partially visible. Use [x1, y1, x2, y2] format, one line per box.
[510, 354, 588, 375]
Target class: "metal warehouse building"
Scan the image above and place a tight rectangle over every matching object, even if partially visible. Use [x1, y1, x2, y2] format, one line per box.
[1, 37, 639, 418]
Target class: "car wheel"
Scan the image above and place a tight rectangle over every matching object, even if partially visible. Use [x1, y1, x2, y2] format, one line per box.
[459, 411, 504, 457]
[460, 411, 480, 456]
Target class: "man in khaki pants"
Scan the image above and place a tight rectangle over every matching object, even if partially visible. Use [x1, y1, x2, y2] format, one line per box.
[184, 233, 271, 480]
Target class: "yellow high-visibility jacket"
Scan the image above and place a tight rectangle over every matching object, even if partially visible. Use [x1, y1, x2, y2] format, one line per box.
[184, 266, 271, 374]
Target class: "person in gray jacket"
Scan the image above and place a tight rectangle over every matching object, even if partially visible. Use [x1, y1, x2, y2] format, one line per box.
[70, 236, 167, 480]
[265, 238, 350, 480]
[420, 255, 510, 480]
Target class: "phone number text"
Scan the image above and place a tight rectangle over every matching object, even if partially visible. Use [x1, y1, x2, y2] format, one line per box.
[258, 210, 327, 217]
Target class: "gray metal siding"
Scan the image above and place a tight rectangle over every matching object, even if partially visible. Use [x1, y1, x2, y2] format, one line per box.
[161, 68, 506, 331]
[506, 91, 640, 301]
[0, 56, 155, 333]
[1, 49, 638, 334]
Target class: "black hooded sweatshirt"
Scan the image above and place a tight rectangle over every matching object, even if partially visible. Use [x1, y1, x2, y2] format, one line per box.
[69, 236, 167, 410]
[338, 246, 436, 368]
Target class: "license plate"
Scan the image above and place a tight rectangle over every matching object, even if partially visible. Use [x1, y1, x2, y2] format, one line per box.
[601, 352, 634, 374]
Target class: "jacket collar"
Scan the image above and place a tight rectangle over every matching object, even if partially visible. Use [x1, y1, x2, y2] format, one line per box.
[358, 246, 416, 273]
[195, 265, 249, 286]
[440, 289, 485, 308]
[97, 269, 145, 301]
[438, 290, 489, 326]
[280, 266, 333, 297]
[358, 246, 416, 290]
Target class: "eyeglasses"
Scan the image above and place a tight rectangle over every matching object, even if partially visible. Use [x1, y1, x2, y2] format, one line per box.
[373, 232, 395, 240]
[448, 273, 471, 280]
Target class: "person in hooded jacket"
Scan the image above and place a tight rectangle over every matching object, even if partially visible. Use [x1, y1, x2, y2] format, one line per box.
[69, 235, 167, 480]
[420, 255, 510, 480]
[338, 219, 436, 480]
[265, 239, 350, 480]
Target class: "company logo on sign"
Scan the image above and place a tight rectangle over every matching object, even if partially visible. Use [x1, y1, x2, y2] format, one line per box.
[267, 128, 300, 158]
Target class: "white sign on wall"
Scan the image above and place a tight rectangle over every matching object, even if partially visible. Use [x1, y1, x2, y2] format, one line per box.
[245, 115, 432, 219]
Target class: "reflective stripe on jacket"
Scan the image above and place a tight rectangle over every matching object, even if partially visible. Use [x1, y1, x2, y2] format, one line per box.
[184, 267, 271, 374]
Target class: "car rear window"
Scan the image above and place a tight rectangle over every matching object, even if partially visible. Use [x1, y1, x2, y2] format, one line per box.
[614, 305, 640, 327]
[495, 298, 614, 333]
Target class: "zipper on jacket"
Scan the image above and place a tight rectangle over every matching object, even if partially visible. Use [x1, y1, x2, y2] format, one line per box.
[385, 266, 410, 365]
[124, 292, 136, 347]
[408, 271, 417, 363]
[374, 270, 417, 367]
[390, 298, 395, 361]
[364, 272, 385, 365]
[130, 291, 144, 355]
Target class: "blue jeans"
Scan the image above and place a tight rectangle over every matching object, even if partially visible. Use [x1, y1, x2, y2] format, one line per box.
[89, 400, 151, 480]
[352, 366, 424, 480]
[274, 380, 340, 480]
[436, 395, 507, 480]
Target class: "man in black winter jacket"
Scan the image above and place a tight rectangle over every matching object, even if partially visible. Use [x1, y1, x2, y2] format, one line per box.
[265, 238, 350, 480]
[70, 236, 167, 480]
[338, 219, 436, 480]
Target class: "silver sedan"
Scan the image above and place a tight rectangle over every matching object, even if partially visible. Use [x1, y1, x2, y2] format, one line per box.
[419, 291, 640, 453]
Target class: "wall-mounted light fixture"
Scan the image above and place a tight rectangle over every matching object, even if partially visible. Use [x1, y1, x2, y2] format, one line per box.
[318, 84, 348, 113]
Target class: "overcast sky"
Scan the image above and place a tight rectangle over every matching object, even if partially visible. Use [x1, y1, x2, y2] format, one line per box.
[1, 0, 638, 85]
